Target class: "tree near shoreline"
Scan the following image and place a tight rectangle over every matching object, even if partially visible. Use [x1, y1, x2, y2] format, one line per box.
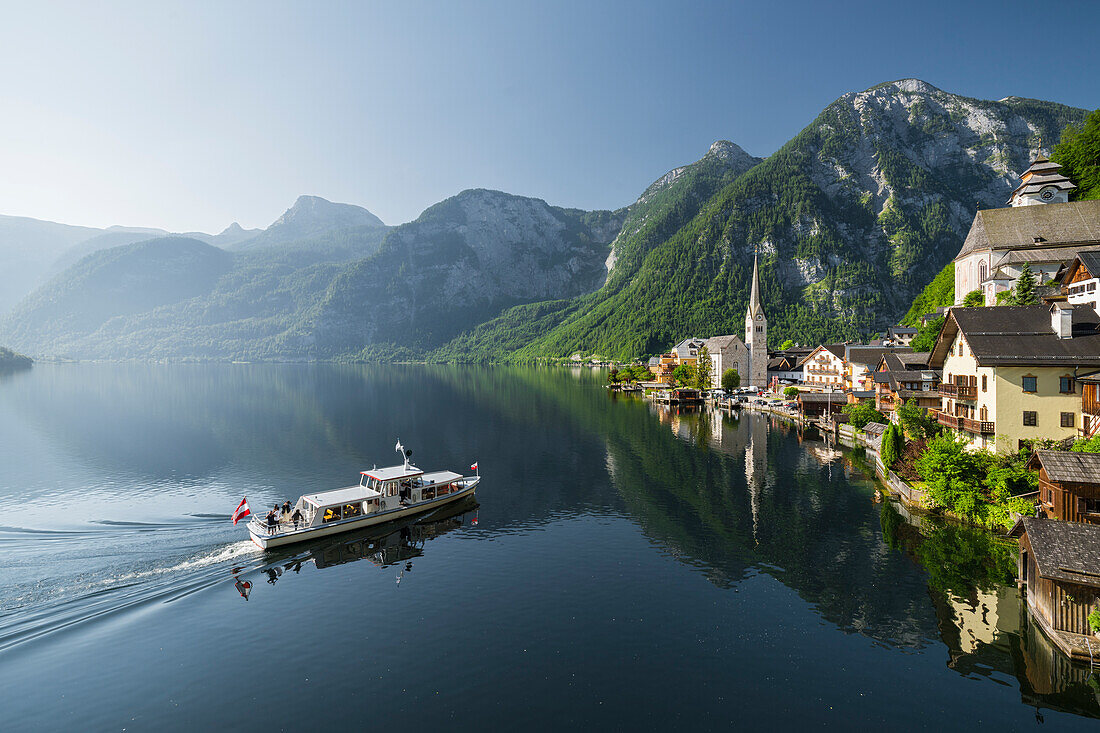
[721, 368, 740, 392]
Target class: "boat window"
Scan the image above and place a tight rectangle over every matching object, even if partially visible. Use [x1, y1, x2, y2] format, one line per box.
[386, 483, 397, 497]
[364, 499, 380, 512]
[322, 506, 343, 523]
[360, 474, 367, 487]
[343, 503, 362, 518]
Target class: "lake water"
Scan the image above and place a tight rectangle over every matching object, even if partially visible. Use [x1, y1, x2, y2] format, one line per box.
[1, 364, 1098, 730]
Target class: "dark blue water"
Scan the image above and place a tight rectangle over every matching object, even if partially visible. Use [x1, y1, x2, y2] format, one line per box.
[0, 364, 1096, 730]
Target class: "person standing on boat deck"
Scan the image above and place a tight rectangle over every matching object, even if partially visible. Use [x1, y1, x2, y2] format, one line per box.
[265, 509, 276, 534]
[282, 500, 291, 516]
[291, 507, 302, 530]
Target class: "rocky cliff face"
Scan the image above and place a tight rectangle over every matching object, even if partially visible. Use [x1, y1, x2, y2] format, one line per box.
[299, 188, 625, 356]
[478, 80, 1088, 358]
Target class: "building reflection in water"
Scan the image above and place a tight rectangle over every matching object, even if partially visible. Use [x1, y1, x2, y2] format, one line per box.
[637, 403, 1100, 720]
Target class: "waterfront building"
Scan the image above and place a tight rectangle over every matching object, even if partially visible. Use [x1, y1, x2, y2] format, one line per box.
[928, 304, 1100, 452]
[872, 351, 940, 415]
[767, 351, 807, 384]
[796, 391, 845, 417]
[744, 253, 768, 388]
[1028, 450, 1100, 524]
[953, 154, 1100, 306]
[703, 334, 750, 389]
[845, 345, 912, 392]
[799, 344, 846, 390]
[1010, 517, 1100, 664]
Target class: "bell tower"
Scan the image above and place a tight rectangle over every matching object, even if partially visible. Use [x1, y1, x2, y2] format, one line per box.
[744, 251, 768, 388]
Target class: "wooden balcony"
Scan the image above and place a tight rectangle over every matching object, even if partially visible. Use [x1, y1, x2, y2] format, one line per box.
[935, 411, 994, 434]
[939, 383, 977, 400]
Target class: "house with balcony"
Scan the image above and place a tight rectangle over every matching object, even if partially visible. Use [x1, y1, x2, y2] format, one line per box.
[1059, 252, 1100, 314]
[928, 304, 1100, 452]
[799, 344, 846, 391]
[872, 351, 940, 414]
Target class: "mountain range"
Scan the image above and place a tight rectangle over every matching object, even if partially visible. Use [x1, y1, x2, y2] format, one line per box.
[0, 80, 1090, 362]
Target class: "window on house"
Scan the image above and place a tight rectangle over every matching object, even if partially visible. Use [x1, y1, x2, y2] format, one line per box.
[1060, 376, 1074, 394]
[1023, 411, 1037, 426]
[1022, 376, 1037, 393]
[980, 406, 988, 420]
[982, 375, 987, 392]
[1085, 498, 1100, 514]
[1061, 412, 1075, 428]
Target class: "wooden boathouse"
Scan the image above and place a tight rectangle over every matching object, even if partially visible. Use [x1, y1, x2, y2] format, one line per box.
[1028, 450, 1100, 525]
[1010, 517, 1100, 662]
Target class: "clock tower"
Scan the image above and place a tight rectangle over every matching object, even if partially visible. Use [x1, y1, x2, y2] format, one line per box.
[744, 252, 768, 388]
[1008, 153, 1076, 207]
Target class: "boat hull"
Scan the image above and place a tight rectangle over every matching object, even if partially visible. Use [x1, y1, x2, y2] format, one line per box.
[249, 481, 478, 550]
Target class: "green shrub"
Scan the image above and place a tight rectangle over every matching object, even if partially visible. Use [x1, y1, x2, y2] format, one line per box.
[842, 401, 885, 430]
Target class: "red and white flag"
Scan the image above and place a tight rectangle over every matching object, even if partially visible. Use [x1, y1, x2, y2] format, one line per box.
[470, 462, 478, 471]
[232, 497, 251, 525]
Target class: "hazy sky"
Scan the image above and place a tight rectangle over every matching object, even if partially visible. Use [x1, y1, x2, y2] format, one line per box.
[1, 0, 1097, 233]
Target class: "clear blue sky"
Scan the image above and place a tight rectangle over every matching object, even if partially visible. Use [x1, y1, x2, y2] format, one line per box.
[1, 0, 1097, 233]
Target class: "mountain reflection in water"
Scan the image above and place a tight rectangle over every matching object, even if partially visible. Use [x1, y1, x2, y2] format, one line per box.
[1, 364, 1099, 729]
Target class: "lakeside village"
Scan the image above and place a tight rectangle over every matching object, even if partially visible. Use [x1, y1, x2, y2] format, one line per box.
[600, 153, 1100, 665]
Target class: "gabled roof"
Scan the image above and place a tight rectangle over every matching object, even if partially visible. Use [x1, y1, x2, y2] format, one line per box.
[887, 326, 917, 336]
[1063, 252, 1100, 285]
[1010, 517, 1100, 588]
[704, 334, 745, 353]
[929, 305, 1100, 368]
[955, 200, 1100, 260]
[847, 346, 912, 367]
[1028, 450, 1100, 484]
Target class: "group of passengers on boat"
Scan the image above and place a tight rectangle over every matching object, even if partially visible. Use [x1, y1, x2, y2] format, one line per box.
[265, 500, 304, 534]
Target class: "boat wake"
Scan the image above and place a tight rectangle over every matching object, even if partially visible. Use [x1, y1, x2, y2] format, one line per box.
[0, 526, 263, 655]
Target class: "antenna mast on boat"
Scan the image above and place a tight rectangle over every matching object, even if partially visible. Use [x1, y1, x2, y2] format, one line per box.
[395, 439, 412, 469]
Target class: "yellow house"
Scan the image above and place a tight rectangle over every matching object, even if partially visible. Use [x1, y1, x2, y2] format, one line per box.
[929, 304, 1100, 452]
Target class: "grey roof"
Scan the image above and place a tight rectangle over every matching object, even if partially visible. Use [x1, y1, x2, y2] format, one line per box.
[850, 390, 875, 399]
[862, 422, 888, 437]
[704, 334, 744, 353]
[847, 346, 912, 367]
[955, 200, 1100, 260]
[930, 305, 1100, 368]
[997, 244, 1100, 265]
[887, 326, 917, 336]
[1063, 251, 1100, 285]
[1013, 517, 1100, 588]
[797, 392, 844, 402]
[1029, 450, 1100, 484]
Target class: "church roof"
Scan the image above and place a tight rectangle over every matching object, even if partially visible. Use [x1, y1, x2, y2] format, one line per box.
[954, 200, 1100, 260]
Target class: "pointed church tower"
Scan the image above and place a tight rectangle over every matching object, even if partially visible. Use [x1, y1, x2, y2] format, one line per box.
[744, 252, 768, 388]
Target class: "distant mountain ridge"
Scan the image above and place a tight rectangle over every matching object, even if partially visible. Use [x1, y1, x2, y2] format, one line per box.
[0, 80, 1090, 362]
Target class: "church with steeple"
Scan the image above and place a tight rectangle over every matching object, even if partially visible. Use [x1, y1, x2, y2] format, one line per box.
[744, 252, 768, 388]
[953, 151, 1099, 306]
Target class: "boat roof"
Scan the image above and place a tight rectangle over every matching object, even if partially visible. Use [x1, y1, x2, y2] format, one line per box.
[302, 485, 381, 507]
[421, 470, 463, 484]
[361, 464, 424, 481]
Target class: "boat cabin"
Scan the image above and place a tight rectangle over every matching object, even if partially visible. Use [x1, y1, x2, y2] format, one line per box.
[289, 465, 465, 528]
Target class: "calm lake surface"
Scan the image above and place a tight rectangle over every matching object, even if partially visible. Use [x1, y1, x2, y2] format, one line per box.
[1, 364, 1098, 730]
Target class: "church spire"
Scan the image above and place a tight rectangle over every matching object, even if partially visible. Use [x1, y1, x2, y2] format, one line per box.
[747, 251, 764, 318]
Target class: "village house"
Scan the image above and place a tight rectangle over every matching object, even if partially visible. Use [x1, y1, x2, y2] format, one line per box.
[885, 325, 917, 346]
[872, 351, 940, 414]
[796, 391, 846, 418]
[1010, 517, 1100, 664]
[704, 335, 750, 389]
[798, 344, 846, 390]
[928, 304, 1100, 452]
[846, 345, 911, 392]
[1028, 450, 1100, 524]
[767, 349, 809, 384]
[1060, 251, 1100, 314]
[1080, 372, 1100, 439]
[953, 154, 1100, 306]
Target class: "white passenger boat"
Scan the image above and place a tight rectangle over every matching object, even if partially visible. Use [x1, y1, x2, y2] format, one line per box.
[246, 445, 479, 549]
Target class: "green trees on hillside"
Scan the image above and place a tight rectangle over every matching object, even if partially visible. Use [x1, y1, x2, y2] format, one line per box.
[910, 316, 944, 352]
[961, 289, 983, 307]
[901, 263, 954, 326]
[1052, 108, 1100, 201]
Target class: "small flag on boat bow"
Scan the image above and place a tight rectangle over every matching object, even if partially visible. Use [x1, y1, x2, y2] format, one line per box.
[232, 497, 251, 525]
[470, 462, 478, 472]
